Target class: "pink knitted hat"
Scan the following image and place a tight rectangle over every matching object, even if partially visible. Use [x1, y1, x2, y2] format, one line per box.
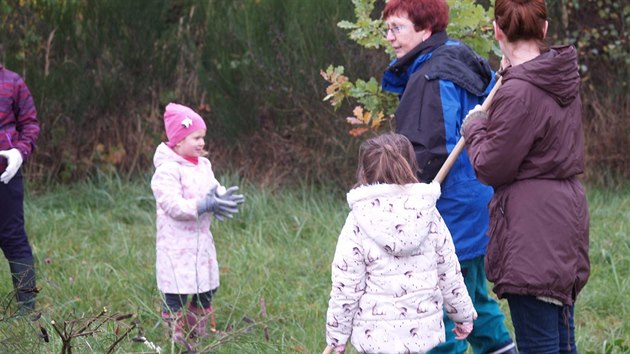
[163, 103, 207, 147]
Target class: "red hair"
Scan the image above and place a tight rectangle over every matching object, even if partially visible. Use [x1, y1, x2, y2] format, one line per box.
[495, 0, 547, 43]
[383, 0, 449, 33]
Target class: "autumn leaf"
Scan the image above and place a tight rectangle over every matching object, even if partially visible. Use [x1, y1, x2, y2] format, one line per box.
[319, 68, 331, 81]
[349, 127, 369, 137]
[346, 117, 364, 125]
[371, 111, 385, 128]
[361, 110, 372, 124]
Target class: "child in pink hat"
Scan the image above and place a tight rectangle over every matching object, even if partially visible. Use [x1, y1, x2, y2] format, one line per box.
[150, 103, 244, 348]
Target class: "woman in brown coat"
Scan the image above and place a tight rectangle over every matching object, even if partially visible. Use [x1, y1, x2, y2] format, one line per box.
[461, 0, 590, 352]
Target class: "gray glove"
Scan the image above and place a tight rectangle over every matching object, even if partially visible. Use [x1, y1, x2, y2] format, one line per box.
[197, 186, 239, 220]
[218, 186, 245, 205]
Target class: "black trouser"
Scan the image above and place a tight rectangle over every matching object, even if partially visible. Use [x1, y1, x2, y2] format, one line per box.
[162, 289, 217, 313]
[0, 171, 36, 311]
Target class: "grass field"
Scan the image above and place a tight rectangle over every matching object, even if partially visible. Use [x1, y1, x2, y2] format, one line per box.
[0, 175, 627, 353]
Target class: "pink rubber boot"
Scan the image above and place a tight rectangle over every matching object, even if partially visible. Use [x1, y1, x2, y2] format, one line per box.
[161, 311, 190, 347]
[186, 304, 216, 338]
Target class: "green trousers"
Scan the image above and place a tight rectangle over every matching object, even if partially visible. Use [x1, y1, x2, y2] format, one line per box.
[428, 256, 513, 354]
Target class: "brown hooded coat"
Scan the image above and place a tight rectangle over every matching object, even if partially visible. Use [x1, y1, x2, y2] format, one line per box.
[463, 45, 590, 305]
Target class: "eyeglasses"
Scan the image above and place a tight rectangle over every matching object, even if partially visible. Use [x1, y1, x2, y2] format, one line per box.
[384, 25, 406, 36]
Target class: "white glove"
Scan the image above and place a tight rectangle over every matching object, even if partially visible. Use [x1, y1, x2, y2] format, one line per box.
[461, 105, 488, 138]
[0, 148, 23, 184]
[466, 104, 483, 117]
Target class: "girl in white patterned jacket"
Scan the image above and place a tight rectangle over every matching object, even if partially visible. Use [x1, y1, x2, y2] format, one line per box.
[325, 133, 476, 354]
[151, 103, 244, 348]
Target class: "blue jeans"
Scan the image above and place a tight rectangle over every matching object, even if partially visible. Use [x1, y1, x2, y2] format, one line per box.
[429, 257, 513, 354]
[506, 294, 577, 354]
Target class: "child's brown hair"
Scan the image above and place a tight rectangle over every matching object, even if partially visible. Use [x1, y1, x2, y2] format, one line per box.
[356, 133, 420, 187]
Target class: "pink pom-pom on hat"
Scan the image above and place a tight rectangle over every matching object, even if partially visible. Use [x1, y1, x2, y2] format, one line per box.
[163, 103, 207, 147]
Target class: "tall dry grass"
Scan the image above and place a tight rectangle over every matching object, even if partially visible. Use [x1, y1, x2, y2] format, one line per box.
[582, 90, 630, 187]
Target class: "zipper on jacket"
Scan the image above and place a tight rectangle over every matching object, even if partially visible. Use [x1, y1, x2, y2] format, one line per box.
[4, 132, 14, 148]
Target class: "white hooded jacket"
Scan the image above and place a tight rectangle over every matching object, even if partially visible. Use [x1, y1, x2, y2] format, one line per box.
[326, 182, 476, 353]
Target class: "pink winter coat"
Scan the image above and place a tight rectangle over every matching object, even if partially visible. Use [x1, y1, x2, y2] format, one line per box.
[151, 143, 223, 294]
[326, 182, 476, 354]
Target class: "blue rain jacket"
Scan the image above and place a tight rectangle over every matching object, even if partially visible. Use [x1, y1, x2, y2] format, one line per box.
[382, 31, 496, 261]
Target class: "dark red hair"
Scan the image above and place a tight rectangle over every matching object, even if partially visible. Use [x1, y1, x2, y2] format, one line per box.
[383, 0, 449, 33]
[495, 0, 547, 43]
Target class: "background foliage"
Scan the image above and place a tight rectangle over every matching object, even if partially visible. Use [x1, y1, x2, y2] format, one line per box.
[0, 0, 627, 187]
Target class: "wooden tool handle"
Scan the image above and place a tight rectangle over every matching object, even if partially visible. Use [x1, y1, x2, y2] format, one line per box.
[480, 76, 502, 112]
[433, 76, 503, 184]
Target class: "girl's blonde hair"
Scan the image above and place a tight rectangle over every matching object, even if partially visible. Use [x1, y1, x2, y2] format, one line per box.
[356, 133, 420, 187]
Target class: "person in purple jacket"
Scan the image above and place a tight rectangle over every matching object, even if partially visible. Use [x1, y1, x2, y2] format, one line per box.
[0, 64, 40, 314]
[461, 0, 590, 352]
[380, 1, 516, 353]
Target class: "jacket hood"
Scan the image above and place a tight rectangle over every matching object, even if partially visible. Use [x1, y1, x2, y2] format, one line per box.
[504, 45, 580, 107]
[153, 142, 192, 168]
[347, 182, 441, 257]
[424, 41, 493, 96]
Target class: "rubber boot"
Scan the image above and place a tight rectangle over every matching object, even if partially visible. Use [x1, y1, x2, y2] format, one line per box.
[161, 311, 190, 348]
[9, 257, 37, 314]
[186, 304, 216, 338]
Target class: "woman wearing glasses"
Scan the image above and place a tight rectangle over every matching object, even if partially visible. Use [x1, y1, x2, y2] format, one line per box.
[381, 1, 516, 353]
